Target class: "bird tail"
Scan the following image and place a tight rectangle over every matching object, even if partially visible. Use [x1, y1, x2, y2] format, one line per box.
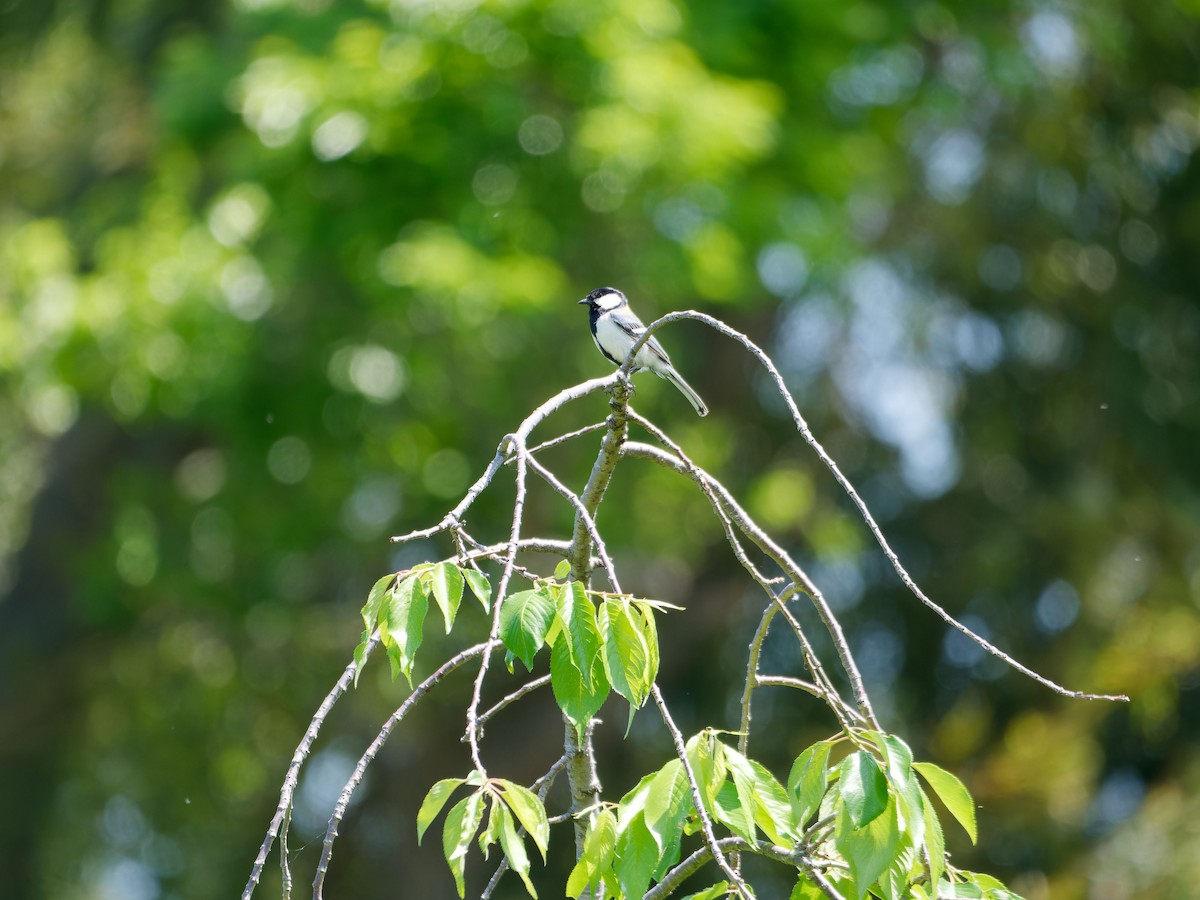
[658, 366, 709, 416]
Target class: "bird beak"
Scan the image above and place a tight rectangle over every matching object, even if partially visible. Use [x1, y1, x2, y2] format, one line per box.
[577, 298, 589, 305]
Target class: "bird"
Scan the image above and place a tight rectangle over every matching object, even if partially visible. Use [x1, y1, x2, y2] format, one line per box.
[578, 287, 708, 416]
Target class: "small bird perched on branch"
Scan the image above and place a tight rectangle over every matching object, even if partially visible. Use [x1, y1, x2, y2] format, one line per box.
[578, 286, 708, 417]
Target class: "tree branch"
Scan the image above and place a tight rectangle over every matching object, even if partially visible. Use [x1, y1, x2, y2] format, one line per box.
[631, 311, 1127, 703]
[242, 636, 379, 900]
[312, 641, 493, 899]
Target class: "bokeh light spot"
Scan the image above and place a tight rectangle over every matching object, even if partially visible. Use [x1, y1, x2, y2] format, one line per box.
[115, 507, 158, 587]
[518, 114, 563, 155]
[220, 255, 273, 321]
[267, 436, 312, 484]
[473, 163, 518, 205]
[756, 242, 809, 298]
[329, 344, 407, 403]
[207, 183, 270, 248]
[341, 475, 401, 540]
[312, 111, 368, 161]
[1035, 579, 1081, 634]
[422, 448, 470, 498]
[175, 448, 226, 502]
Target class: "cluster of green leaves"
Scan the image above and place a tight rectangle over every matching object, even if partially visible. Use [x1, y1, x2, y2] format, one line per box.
[417, 770, 551, 898]
[498, 561, 671, 736]
[568, 729, 1018, 900]
[355, 561, 492, 685]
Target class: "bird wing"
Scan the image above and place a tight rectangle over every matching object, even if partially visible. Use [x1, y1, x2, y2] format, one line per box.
[611, 313, 672, 368]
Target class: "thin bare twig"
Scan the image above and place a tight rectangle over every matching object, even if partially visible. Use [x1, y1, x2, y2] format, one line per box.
[242, 636, 379, 900]
[629, 311, 1127, 703]
[623, 441, 873, 730]
[312, 641, 493, 898]
[480, 755, 570, 900]
[467, 446, 528, 773]
[524, 451, 622, 592]
[643, 836, 845, 900]
[651, 685, 752, 900]
[475, 674, 553, 735]
[514, 421, 609, 462]
[621, 410, 858, 746]
[391, 376, 613, 547]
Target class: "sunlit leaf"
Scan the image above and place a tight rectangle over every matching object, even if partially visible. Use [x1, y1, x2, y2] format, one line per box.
[921, 785, 946, 892]
[644, 758, 691, 854]
[566, 809, 617, 899]
[834, 797, 900, 900]
[383, 574, 428, 686]
[550, 629, 609, 732]
[427, 560, 464, 633]
[417, 777, 464, 843]
[685, 730, 727, 811]
[788, 740, 832, 827]
[599, 598, 651, 707]
[557, 580, 604, 690]
[495, 799, 536, 897]
[914, 762, 977, 845]
[614, 814, 659, 900]
[464, 567, 491, 611]
[683, 883, 730, 900]
[495, 779, 550, 861]
[499, 588, 555, 670]
[442, 791, 485, 897]
[838, 750, 888, 828]
[478, 795, 501, 859]
[361, 573, 395, 631]
[352, 628, 371, 686]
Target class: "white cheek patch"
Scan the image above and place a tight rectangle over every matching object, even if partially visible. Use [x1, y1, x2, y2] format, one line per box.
[594, 292, 625, 312]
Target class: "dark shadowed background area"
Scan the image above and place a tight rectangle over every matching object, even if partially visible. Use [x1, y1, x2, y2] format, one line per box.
[1, 0, 1198, 897]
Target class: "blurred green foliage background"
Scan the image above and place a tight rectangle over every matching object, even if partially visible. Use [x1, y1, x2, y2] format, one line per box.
[1, 0, 1198, 897]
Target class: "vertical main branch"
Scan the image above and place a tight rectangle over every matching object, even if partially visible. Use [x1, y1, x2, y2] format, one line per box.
[564, 380, 631, 855]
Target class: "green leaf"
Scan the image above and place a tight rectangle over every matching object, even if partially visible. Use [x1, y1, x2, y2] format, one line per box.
[747, 756, 799, 845]
[788, 741, 832, 827]
[361, 573, 395, 631]
[791, 876, 832, 900]
[683, 883, 730, 900]
[869, 733, 924, 846]
[499, 588, 555, 670]
[920, 785, 946, 892]
[875, 837, 916, 900]
[961, 871, 1010, 892]
[478, 795, 500, 859]
[714, 779, 757, 843]
[553, 559, 571, 580]
[913, 761, 977, 844]
[938, 882, 984, 899]
[382, 574, 428, 686]
[557, 581, 604, 691]
[495, 779, 550, 862]
[495, 799, 537, 898]
[427, 561, 465, 633]
[417, 777, 464, 843]
[630, 601, 661, 688]
[566, 809, 617, 899]
[352, 629, 371, 686]
[838, 751, 888, 828]
[599, 599, 651, 708]
[614, 814, 659, 900]
[442, 791, 485, 898]
[644, 759, 692, 854]
[834, 797, 901, 900]
[616, 772, 656, 829]
[464, 567, 491, 611]
[550, 628, 609, 732]
[685, 731, 727, 811]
